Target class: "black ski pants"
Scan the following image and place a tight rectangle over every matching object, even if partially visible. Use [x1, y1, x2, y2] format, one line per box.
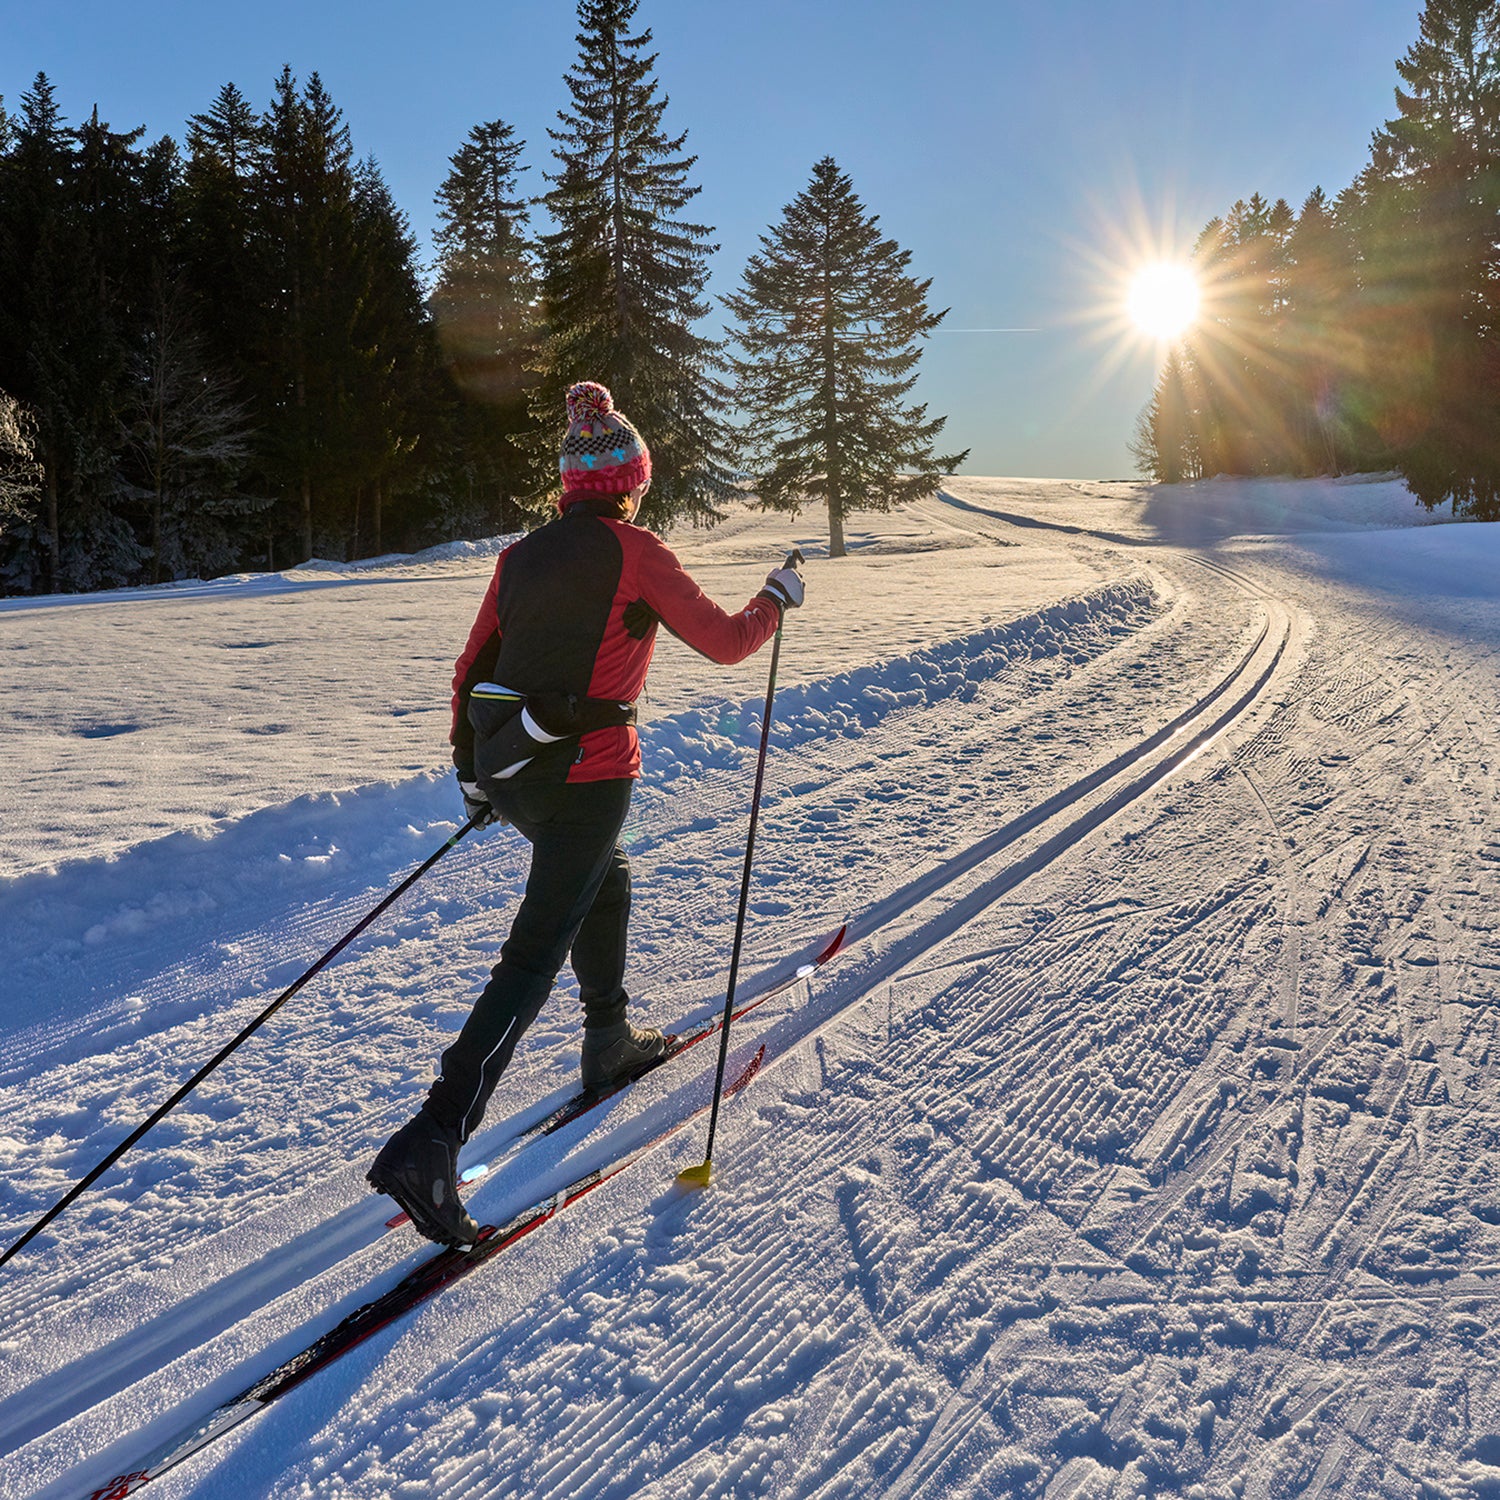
[425, 777, 634, 1140]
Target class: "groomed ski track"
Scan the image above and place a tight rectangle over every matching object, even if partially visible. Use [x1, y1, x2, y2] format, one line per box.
[3, 491, 1297, 1497]
[4, 477, 1498, 1497]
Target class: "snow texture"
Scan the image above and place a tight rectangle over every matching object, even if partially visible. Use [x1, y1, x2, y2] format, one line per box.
[2, 476, 1499, 1498]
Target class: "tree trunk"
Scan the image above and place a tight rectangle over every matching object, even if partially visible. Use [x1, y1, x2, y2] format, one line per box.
[373, 479, 383, 555]
[45, 461, 60, 591]
[301, 474, 313, 561]
[151, 482, 163, 585]
[827, 497, 846, 559]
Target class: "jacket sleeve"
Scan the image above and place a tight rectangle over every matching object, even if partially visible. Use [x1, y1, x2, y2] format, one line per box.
[450, 550, 507, 777]
[635, 531, 782, 665]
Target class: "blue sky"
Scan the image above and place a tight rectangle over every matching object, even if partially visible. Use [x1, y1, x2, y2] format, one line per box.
[4, 0, 1423, 479]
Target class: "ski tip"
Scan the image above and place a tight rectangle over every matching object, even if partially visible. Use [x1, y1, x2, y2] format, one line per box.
[815, 923, 850, 964]
[675, 1160, 713, 1190]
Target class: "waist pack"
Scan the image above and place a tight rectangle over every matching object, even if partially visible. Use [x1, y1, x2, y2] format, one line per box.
[468, 683, 637, 786]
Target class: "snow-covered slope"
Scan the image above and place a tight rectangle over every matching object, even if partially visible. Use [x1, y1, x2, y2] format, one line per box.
[2, 478, 1498, 1499]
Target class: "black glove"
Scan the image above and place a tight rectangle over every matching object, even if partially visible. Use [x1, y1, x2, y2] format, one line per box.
[758, 565, 804, 611]
[459, 777, 500, 828]
[623, 597, 660, 639]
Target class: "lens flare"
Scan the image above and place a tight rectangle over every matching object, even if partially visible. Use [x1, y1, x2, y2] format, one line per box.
[1127, 263, 1200, 341]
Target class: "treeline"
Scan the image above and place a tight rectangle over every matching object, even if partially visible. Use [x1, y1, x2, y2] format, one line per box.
[0, 0, 959, 593]
[0, 71, 460, 591]
[1134, 0, 1500, 519]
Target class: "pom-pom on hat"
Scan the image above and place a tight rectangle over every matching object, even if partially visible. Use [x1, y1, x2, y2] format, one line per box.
[558, 381, 651, 505]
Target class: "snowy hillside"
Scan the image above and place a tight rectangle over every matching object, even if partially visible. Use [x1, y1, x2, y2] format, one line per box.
[2, 476, 1499, 1499]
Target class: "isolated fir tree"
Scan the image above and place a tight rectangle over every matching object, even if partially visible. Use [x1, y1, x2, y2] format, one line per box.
[724, 157, 966, 558]
[431, 118, 541, 528]
[1362, 0, 1500, 516]
[535, 0, 732, 524]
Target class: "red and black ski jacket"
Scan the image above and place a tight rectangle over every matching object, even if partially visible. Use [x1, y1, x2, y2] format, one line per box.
[452, 500, 782, 783]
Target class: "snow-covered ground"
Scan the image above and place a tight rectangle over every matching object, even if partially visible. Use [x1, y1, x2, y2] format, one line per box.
[2, 475, 1498, 1498]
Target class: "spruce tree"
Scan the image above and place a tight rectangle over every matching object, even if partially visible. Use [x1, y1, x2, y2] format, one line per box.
[0, 76, 73, 589]
[1130, 350, 1199, 484]
[348, 157, 442, 555]
[255, 67, 363, 559]
[0, 80, 154, 590]
[724, 157, 966, 558]
[181, 85, 263, 381]
[1363, 0, 1500, 516]
[431, 118, 541, 529]
[535, 0, 731, 525]
[1281, 187, 1378, 474]
[118, 278, 260, 582]
[1188, 193, 1303, 475]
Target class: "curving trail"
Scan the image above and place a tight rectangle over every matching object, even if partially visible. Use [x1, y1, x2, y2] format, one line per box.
[1, 478, 1497, 1499]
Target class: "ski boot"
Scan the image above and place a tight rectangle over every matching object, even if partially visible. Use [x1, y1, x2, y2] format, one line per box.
[581, 1021, 668, 1090]
[367, 1109, 480, 1248]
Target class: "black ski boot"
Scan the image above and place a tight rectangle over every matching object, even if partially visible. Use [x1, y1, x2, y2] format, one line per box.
[367, 1109, 480, 1247]
[581, 1021, 668, 1090]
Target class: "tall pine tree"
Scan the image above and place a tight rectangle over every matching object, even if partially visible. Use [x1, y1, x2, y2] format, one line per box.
[1130, 348, 1200, 484]
[254, 67, 364, 560]
[535, 0, 731, 525]
[117, 277, 261, 582]
[181, 84, 264, 397]
[347, 157, 443, 556]
[724, 157, 966, 558]
[1363, 0, 1500, 516]
[431, 118, 541, 529]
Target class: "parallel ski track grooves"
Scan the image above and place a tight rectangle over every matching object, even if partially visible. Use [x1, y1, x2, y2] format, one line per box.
[72, 1048, 768, 1500]
[0, 935, 845, 1463]
[31, 522, 1290, 1496]
[820, 579, 1287, 999]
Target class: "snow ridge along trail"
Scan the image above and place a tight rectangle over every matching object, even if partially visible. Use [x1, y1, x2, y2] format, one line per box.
[3, 479, 1499, 1499]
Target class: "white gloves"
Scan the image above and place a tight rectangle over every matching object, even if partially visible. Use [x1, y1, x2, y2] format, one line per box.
[759, 566, 805, 611]
[459, 779, 500, 827]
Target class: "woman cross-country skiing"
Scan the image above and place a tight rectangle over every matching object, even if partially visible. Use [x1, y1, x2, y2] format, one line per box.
[368, 381, 805, 1246]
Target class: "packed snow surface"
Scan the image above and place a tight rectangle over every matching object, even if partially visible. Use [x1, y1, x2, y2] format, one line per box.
[2, 475, 1499, 1498]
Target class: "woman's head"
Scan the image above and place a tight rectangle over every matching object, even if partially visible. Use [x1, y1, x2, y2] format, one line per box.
[558, 382, 652, 512]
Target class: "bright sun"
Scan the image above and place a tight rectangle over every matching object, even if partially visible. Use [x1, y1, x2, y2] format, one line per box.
[1127, 262, 1200, 341]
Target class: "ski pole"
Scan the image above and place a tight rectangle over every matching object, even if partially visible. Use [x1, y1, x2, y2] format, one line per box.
[0, 810, 485, 1271]
[677, 549, 802, 1189]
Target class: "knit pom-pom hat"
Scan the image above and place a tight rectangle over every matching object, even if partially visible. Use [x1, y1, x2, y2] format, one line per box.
[558, 381, 652, 507]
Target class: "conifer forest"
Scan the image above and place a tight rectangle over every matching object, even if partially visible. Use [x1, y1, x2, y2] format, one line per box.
[2, 0, 1498, 595]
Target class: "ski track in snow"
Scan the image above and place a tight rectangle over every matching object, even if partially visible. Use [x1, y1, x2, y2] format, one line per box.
[3, 479, 1500, 1498]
